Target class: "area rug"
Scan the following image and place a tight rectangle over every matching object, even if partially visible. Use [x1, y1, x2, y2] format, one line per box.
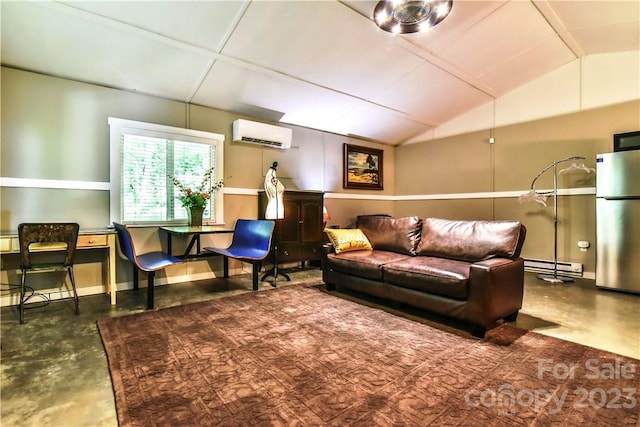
[97, 283, 639, 426]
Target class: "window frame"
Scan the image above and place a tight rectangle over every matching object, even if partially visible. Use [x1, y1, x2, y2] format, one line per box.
[108, 117, 225, 226]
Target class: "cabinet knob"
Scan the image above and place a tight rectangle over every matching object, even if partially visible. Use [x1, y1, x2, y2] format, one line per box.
[298, 220, 304, 224]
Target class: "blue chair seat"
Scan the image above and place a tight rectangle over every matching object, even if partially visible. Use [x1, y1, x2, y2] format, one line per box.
[204, 219, 275, 290]
[113, 223, 183, 309]
[210, 247, 271, 261]
[136, 252, 184, 271]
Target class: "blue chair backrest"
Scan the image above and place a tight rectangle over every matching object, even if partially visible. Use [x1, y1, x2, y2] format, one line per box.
[113, 222, 137, 263]
[231, 219, 275, 253]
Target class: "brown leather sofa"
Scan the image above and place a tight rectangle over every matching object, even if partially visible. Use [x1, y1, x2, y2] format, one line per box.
[323, 215, 527, 338]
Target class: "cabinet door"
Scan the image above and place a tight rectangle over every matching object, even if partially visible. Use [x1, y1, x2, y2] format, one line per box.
[278, 198, 301, 244]
[279, 241, 300, 263]
[300, 199, 323, 243]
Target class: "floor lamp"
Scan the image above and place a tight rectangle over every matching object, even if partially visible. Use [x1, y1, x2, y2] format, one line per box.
[519, 156, 595, 283]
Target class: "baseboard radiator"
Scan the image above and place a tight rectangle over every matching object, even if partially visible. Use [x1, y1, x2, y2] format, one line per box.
[523, 258, 583, 277]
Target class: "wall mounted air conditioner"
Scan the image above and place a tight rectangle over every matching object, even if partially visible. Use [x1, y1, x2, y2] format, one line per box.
[232, 119, 292, 149]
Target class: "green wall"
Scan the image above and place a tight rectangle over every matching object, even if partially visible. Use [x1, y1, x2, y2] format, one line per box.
[395, 100, 640, 274]
[2, 66, 639, 295]
[1, 67, 394, 232]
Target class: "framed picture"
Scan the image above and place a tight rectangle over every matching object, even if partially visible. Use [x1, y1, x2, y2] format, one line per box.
[343, 144, 384, 190]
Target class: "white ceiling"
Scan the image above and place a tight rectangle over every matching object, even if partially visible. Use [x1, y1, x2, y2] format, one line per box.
[2, 1, 638, 146]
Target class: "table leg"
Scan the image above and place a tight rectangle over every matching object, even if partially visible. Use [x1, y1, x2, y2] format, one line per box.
[107, 234, 117, 305]
[184, 235, 198, 257]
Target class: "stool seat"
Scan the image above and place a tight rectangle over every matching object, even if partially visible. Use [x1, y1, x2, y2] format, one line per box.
[135, 252, 184, 271]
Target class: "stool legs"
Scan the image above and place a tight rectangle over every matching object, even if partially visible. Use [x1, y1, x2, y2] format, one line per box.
[19, 270, 26, 324]
[68, 266, 79, 316]
[18, 267, 79, 323]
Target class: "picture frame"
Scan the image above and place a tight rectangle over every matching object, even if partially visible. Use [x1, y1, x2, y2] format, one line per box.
[343, 143, 384, 190]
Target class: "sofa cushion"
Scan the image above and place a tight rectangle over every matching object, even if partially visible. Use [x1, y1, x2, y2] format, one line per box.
[416, 218, 524, 262]
[326, 250, 412, 281]
[324, 228, 372, 254]
[356, 215, 422, 255]
[382, 256, 471, 300]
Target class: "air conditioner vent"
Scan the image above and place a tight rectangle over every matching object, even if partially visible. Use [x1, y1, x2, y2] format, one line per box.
[239, 136, 285, 148]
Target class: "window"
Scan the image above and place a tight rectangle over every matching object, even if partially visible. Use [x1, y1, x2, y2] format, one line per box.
[109, 117, 224, 225]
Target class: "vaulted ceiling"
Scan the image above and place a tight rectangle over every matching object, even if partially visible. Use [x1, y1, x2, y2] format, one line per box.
[2, 1, 638, 146]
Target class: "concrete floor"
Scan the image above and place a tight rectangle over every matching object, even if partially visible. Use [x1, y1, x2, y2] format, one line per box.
[1, 269, 638, 426]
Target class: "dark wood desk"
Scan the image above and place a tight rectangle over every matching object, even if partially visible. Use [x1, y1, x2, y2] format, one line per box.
[160, 226, 233, 259]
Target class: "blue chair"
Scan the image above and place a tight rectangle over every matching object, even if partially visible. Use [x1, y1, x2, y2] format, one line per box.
[113, 223, 184, 309]
[204, 219, 275, 291]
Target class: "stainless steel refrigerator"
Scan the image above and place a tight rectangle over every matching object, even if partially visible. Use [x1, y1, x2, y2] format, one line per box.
[596, 150, 640, 293]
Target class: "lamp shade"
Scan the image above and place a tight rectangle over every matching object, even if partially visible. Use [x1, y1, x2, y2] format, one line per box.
[323, 206, 331, 223]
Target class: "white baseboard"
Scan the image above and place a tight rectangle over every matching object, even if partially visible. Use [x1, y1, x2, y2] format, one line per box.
[0, 268, 248, 307]
[1, 284, 106, 307]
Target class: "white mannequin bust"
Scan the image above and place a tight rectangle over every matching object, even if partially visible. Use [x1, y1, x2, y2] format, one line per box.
[264, 162, 284, 219]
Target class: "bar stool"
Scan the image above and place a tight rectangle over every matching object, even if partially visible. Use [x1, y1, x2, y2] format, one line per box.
[18, 223, 80, 324]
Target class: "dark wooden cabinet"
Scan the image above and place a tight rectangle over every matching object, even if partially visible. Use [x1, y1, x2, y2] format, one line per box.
[258, 190, 324, 265]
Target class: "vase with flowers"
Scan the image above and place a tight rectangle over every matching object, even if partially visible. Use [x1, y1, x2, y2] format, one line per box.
[169, 167, 224, 226]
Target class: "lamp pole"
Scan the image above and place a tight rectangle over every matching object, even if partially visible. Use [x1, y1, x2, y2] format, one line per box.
[534, 156, 588, 283]
[543, 161, 563, 283]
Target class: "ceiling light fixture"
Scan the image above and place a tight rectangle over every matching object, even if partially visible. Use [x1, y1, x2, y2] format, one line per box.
[373, 0, 453, 34]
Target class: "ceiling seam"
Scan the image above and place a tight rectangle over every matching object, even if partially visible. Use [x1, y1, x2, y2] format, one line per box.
[185, 58, 218, 105]
[394, 37, 499, 98]
[531, 0, 585, 58]
[216, 1, 252, 53]
[184, 1, 252, 104]
[45, 0, 439, 130]
[213, 51, 441, 128]
[337, 1, 499, 102]
[46, 1, 212, 55]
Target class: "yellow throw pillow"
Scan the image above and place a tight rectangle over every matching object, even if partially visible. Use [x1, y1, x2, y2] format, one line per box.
[325, 228, 372, 254]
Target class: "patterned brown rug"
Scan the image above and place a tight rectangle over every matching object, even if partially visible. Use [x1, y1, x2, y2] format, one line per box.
[97, 283, 639, 426]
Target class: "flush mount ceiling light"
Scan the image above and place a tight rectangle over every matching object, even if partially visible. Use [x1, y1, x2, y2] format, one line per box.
[374, 0, 453, 34]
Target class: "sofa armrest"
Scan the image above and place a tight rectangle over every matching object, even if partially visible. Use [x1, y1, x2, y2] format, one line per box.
[323, 243, 335, 255]
[473, 257, 515, 269]
[466, 258, 525, 326]
[321, 243, 335, 276]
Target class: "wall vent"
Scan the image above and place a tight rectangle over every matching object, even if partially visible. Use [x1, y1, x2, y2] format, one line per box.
[524, 258, 583, 277]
